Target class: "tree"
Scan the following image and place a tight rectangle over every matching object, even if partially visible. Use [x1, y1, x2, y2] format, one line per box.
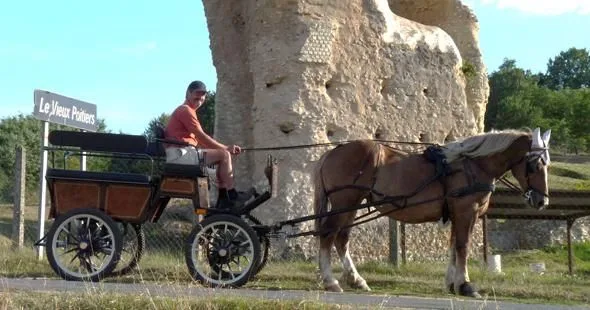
[0, 115, 41, 203]
[144, 113, 171, 139]
[198, 91, 216, 135]
[540, 47, 590, 90]
[484, 59, 540, 130]
[0, 115, 108, 204]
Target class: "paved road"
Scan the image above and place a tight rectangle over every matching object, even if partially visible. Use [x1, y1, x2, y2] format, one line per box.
[0, 278, 586, 310]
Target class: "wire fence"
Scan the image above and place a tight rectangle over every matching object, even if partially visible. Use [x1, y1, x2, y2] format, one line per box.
[2, 198, 589, 281]
[2, 151, 590, 282]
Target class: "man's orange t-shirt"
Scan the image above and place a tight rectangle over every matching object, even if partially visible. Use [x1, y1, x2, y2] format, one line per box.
[165, 104, 200, 147]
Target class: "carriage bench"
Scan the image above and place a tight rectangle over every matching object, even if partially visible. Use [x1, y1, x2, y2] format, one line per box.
[46, 130, 211, 224]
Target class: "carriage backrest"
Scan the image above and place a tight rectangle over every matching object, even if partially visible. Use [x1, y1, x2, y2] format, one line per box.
[153, 122, 166, 139]
[49, 130, 149, 154]
[144, 122, 167, 157]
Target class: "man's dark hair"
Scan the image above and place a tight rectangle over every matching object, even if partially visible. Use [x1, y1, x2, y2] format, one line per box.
[187, 80, 207, 93]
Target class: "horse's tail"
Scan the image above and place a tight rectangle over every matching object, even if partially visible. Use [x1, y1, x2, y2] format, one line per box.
[313, 151, 330, 234]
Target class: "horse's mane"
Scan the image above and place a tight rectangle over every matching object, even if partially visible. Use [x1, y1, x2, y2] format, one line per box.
[441, 129, 531, 163]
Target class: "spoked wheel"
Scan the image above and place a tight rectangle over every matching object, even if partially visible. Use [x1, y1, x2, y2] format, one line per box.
[244, 215, 270, 277]
[46, 208, 122, 282]
[110, 223, 145, 276]
[185, 214, 261, 288]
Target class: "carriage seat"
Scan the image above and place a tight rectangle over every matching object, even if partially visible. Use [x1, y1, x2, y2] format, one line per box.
[149, 122, 208, 178]
[46, 168, 151, 184]
[163, 163, 208, 178]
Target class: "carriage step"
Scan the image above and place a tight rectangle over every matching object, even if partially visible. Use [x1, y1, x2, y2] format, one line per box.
[34, 234, 48, 247]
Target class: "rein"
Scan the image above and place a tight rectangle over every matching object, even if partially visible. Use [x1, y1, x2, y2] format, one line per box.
[241, 139, 435, 152]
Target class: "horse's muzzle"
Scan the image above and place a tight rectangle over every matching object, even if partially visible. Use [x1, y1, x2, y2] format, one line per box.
[525, 189, 549, 210]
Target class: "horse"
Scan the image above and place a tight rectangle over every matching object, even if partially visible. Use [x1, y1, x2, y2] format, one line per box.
[313, 128, 551, 298]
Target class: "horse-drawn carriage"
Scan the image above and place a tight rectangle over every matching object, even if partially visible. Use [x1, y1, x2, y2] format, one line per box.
[41, 129, 276, 287]
[38, 127, 552, 298]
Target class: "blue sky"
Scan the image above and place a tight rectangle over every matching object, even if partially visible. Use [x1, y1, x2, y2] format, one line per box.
[1, 0, 588, 135]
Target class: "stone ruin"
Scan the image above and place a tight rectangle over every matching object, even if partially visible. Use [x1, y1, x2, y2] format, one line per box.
[203, 0, 490, 261]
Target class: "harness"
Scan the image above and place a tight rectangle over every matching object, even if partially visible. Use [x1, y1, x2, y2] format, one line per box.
[498, 149, 550, 202]
[316, 144, 497, 236]
[423, 146, 496, 225]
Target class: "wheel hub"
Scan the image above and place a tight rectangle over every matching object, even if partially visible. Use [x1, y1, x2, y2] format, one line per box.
[79, 241, 89, 250]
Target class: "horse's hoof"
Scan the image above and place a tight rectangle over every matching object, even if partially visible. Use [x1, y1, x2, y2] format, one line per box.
[325, 282, 344, 293]
[458, 282, 481, 299]
[353, 280, 371, 292]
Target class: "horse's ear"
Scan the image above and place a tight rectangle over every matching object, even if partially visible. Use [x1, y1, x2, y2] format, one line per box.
[532, 127, 542, 148]
[542, 129, 551, 146]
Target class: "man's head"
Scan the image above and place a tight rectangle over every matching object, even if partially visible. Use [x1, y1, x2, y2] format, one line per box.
[185, 80, 207, 109]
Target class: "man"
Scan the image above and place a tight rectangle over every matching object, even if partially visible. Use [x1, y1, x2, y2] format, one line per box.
[165, 80, 251, 209]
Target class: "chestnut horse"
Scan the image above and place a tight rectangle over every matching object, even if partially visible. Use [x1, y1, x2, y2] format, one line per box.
[313, 128, 551, 298]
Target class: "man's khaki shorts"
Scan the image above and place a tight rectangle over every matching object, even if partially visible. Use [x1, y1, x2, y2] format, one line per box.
[165, 146, 204, 165]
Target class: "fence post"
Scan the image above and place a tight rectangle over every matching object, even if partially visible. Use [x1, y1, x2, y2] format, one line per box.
[12, 146, 26, 250]
[389, 218, 400, 267]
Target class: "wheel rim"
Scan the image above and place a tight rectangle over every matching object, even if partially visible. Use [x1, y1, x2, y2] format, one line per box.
[51, 213, 117, 279]
[190, 221, 256, 286]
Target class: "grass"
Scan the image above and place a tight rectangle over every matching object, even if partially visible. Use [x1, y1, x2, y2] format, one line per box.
[1, 243, 589, 306]
[495, 160, 590, 191]
[547, 161, 590, 190]
[0, 291, 347, 310]
[0, 159, 589, 307]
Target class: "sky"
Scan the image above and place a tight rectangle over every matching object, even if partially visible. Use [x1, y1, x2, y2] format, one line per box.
[1, 0, 588, 135]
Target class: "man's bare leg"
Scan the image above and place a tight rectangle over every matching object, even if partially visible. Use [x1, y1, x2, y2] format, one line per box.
[203, 149, 233, 189]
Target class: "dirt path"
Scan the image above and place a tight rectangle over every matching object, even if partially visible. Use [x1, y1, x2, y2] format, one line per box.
[0, 277, 586, 309]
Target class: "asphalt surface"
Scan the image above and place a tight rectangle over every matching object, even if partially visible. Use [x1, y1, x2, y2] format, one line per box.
[0, 277, 586, 310]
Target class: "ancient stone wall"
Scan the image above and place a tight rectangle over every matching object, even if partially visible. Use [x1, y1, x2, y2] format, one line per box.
[204, 0, 489, 261]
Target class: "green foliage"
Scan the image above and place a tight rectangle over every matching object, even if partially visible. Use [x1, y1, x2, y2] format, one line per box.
[540, 47, 590, 90]
[143, 112, 170, 140]
[461, 62, 476, 78]
[0, 115, 109, 204]
[198, 91, 216, 135]
[484, 59, 540, 131]
[485, 51, 590, 154]
[461, 61, 477, 78]
[0, 115, 42, 204]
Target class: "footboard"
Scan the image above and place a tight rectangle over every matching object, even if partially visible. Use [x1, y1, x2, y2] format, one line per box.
[46, 169, 154, 223]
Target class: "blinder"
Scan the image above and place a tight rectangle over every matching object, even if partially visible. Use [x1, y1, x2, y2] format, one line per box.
[526, 154, 544, 174]
[524, 148, 550, 200]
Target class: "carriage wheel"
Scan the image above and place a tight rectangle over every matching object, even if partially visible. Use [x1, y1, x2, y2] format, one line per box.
[244, 215, 270, 277]
[46, 208, 122, 282]
[185, 214, 261, 288]
[110, 223, 145, 276]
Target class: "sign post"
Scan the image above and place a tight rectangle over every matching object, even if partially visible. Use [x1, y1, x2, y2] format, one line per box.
[33, 90, 98, 259]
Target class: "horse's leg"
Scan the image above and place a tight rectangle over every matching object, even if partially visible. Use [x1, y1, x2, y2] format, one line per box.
[318, 232, 342, 292]
[445, 233, 457, 293]
[335, 228, 371, 291]
[452, 215, 481, 298]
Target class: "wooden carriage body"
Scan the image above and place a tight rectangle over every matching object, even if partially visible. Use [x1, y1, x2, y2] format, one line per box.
[45, 130, 210, 224]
